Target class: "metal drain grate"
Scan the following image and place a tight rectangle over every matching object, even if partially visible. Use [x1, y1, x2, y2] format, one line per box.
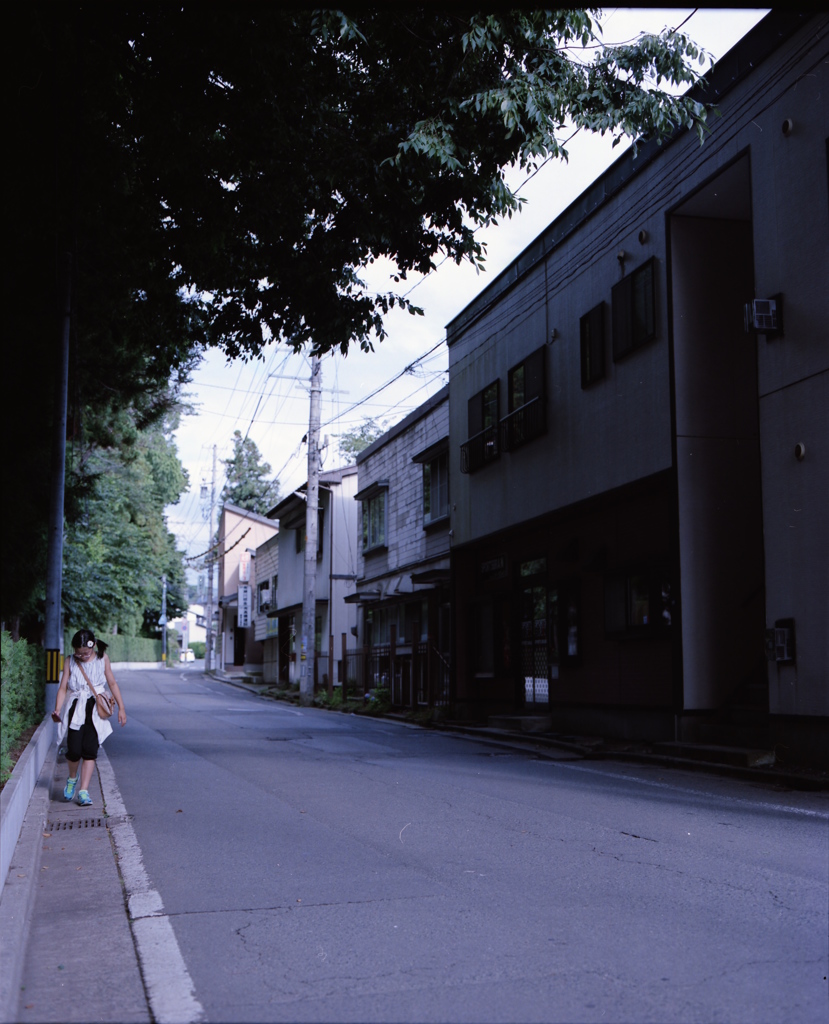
[46, 818, 106, 831]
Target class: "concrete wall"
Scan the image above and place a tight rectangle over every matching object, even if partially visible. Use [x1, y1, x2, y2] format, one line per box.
[670, 215, 765, 710]
[749, 41, 829, 716]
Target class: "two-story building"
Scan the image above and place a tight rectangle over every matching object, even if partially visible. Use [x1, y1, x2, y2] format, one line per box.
[266, 466, 359, 688]
[216, 503, 278, 674]
[350, 387, 452, 707]
[253, 532, 279, 683]
[447, 11, 828, 760]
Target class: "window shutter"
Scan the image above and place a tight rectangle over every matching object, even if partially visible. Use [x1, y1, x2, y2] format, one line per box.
[580, 301, 605, 387]
[468, 391, 483, 437]
[613, 259, 655, 360]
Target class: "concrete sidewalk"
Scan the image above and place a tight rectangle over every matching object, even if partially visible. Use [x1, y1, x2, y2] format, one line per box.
[0, 744, 149, 1024]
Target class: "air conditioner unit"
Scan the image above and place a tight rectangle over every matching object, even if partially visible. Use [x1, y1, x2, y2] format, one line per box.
[744, 296, 782, 334]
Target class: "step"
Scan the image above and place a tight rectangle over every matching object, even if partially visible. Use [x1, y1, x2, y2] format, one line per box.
[653, 741, 775, 768]
[488, 715, 553, 734]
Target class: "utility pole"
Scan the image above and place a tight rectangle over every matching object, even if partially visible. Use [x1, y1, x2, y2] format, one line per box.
[160, 574, 168, 666]
[205, 444, 217, 674]
[44, 253, 71, 712]
[300, 356, 322, 706]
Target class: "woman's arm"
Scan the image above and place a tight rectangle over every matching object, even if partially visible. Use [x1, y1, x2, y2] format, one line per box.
[104, 654, 127, 726]
[51, 657, 71, 722]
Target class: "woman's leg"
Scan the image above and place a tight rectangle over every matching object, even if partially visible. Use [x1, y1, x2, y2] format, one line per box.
[64, 699, 81, 799]
[79, 758, 96, 791]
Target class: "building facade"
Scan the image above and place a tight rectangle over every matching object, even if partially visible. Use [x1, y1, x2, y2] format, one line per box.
[267, 467, 359, 688]
[351, 388, 452, 707]
[253, 533, 279, 683]
[216, 503, 279, 674]
[446, 12, 828, 759]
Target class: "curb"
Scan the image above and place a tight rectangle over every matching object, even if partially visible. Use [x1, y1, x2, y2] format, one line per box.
[0, 715, 54, 892]
[0, 740, 56, 1024]
[434, 723, 829, 792]
[208, 674, 829, 791]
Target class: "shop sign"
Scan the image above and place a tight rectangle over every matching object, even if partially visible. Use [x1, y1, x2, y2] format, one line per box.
[479, 555, 507, 581]
[237, 584, 252, 627]
[239, 550, 252, 583]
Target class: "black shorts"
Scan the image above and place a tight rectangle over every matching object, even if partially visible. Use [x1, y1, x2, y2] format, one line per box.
[65, 697, 100, 762]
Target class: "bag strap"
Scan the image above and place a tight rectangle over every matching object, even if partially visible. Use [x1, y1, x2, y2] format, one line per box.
[75, 658, 105, 701]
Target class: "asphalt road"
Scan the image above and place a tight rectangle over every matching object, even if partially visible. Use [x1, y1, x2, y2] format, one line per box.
[102, 667, 828, 1023]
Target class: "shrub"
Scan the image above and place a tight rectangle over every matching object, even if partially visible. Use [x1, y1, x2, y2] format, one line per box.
[1, 631, 45, 785]
[190, 641, 206, 660]
[65, 632, 163, 663]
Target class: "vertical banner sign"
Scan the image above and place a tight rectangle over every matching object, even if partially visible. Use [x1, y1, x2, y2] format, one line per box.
[237, 584, 252, 628]
[239, 550, 252, 583]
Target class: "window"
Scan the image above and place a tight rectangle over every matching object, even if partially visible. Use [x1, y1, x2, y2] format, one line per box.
[502, 347, 546, 451]
[295, 511, 324, 559]
[423, 451, 449, 525]
[362, 490, 387, 552]
[257, 580, 271, 614]
[605, 569, 672, 636]
[580, 302, 605, 387]
[461, 381, 500, 473]
[612, 258, 656, 360]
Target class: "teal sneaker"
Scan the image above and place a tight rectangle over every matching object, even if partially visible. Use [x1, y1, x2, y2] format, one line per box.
[76, 789, 93, 807]
[63, 777, 78, 801]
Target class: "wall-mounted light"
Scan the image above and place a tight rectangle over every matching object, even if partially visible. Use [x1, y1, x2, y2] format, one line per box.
[782, 118, 794, 137]
[638, 230, 648, 245]
[794, 442, 806, 462]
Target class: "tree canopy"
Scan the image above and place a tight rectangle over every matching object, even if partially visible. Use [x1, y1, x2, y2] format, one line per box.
[220, 432, 281, 516]
[337, 419, 390, 465]
[61, 411, 189, 638]
[6, 6, 710, 627]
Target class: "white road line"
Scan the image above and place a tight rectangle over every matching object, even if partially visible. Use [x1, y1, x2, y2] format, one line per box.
[545, 760, 829, 819]
[97, 749, 205, 1024]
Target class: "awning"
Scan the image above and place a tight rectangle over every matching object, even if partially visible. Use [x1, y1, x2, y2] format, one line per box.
[411, 568, 451, 585]
[344, 590, 382, 604]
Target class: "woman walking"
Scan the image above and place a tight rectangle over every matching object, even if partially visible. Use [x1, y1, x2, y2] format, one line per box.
[51, 629, 127, 806]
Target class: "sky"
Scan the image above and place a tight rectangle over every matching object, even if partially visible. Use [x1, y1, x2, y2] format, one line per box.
[167, 9, 769, 579]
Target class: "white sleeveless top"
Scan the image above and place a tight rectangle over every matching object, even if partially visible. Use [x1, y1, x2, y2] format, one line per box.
[56, 655, 113, 746]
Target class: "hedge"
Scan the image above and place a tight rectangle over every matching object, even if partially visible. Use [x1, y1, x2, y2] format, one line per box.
[1, 631, 45, 786]
[63, 632, 180, 663]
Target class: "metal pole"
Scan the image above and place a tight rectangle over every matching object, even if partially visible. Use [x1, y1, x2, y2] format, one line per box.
[300, 355, 322, 706]
[205, 444, 217, 674]
[160, 574, 167, 666]
[44, 253, 71, 712]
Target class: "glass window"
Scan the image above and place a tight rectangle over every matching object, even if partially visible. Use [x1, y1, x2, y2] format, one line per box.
[472, 601, 495, 674]
[504, 347, 546, 451]
[362, 491, 387, 551]
[628, 574, 650, 627]
[295, 511, 323, 557]
[462, 381, 501, 473]
[605, 570, 668, 635]
[423, 452, 449, 524]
